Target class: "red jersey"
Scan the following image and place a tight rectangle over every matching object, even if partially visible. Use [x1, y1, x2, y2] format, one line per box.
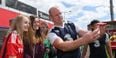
[5, 31, 23, 58]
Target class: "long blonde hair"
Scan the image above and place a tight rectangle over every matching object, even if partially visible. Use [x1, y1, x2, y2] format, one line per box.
[28, 16, 39, 44]
[12, 15, 29, 40]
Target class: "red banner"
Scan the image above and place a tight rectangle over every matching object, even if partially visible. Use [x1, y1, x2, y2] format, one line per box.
[0, 8, 19, 27]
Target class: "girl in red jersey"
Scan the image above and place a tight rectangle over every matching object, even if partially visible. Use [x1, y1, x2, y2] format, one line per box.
[3, 15, 30, 58]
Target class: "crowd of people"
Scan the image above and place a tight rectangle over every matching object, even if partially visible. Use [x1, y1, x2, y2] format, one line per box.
[0, 6, 115, 58]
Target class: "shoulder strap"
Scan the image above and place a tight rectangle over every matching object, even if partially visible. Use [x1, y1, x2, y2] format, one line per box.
[65, 22, 80, 40]
[66, 21, 76, 31]
[51, 27, 63, 37]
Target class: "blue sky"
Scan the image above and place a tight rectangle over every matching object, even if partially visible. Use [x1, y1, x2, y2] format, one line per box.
[19, 0, 116, 30]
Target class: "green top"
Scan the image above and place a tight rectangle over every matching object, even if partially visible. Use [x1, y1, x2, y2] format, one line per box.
[43, 39, 51, 58]
[43, 39, 57, 58]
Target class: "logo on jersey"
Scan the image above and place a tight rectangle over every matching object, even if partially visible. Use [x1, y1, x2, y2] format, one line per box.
[94, 40, 100, 47]
[18, 48, 23, 53]
[64, 34, 73, 41]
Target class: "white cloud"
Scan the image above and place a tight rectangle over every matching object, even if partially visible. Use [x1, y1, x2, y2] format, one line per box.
[19, 0, 116, 29]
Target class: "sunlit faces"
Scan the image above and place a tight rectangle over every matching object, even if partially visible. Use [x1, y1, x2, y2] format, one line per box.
[39, 21, 49, 39]
[51, 8, 63, 25]
[21, 17, 30, 32]
[39, 21, 48, 32]
[33, 18, 40, 30]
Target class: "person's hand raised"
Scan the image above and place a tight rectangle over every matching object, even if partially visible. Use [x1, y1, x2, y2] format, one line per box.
[82, 28, 100, 44]
[96, 22, 107, 35]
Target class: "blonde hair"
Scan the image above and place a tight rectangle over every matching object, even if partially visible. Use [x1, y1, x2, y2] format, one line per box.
[12, 15, 29, 39]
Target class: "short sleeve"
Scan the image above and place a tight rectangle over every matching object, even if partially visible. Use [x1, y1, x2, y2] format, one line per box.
[6, 43, 17, 56]
[6, 32, 17, 56]
[74, 23, 82, 33]
[47, 32, 60, 45]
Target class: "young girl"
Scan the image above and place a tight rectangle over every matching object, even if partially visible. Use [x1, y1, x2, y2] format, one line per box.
[28, 16, 49, 58]
[2, 15, 30, 58]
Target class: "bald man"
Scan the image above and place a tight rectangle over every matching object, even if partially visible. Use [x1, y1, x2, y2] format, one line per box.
[47, 6, 102, 58]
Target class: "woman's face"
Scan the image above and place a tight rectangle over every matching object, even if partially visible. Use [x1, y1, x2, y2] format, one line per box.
[33, 18, 39, 30]
[21, 17, 30, 32]
[40, 21, 49, 38]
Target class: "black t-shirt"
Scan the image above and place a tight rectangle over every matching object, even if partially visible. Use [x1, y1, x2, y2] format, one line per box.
[89, 33, 108, 58]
